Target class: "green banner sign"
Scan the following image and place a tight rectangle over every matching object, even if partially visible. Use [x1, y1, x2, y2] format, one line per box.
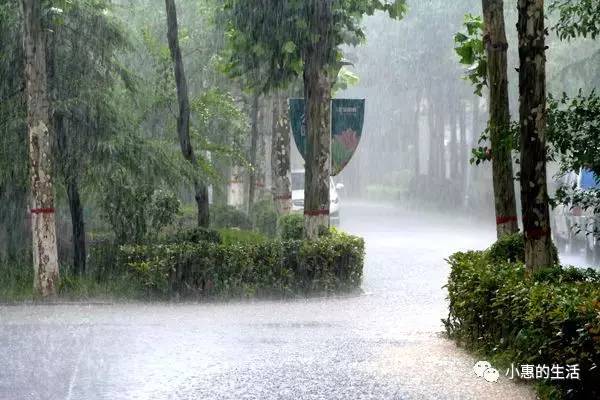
[289, 99, 364, 176]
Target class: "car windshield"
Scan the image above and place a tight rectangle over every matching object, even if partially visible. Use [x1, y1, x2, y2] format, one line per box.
[292, 172, 305, 191]
[580, 169, 600, 190]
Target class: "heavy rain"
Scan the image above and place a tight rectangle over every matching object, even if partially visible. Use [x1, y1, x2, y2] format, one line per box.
[1, 0, 599, 399]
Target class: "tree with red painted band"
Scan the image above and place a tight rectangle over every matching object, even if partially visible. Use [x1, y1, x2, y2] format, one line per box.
[222, 0, 407, 238]
[517, 0, 557, 271]
[21, 0, 60, 297]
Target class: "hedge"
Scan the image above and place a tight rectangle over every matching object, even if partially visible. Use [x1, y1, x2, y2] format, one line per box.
[120, 229, 364, 299]
[278, 213, 304, 240]
[444, 234, 600, 399]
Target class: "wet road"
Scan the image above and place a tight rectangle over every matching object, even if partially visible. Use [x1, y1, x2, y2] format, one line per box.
[0, 203, 536, 400]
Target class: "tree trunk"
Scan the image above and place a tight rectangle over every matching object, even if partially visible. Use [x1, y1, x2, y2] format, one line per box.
[449, 91, 458, 180]
[302, 0, 333, 239]
[66, 178, 86, 275]
[46, 17, 87, 276]
[427, 96, 437, 178]
[517, 0, 555, 271]
[54, 114, 87, 275]
[483, 0, 519, 238]
[437, 101, 446, 179]
[271, 93, 292, 215]
[413, 88, 423, 176]
[248, 93, 260, 213]
[194, 182, 209, 227]
[466, 97, 482, 208]
[22, 0, 60, 297]
[458, 101, 468, 201]
[213, 159, 229, 206]
[165, 0, 209, 227]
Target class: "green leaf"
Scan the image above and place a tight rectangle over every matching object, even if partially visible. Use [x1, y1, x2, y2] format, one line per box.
[282, 41, 297, 54]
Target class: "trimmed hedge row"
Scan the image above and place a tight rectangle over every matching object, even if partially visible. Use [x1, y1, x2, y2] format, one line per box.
[120, 229, 364, 299]
[444, 234, 600, 399]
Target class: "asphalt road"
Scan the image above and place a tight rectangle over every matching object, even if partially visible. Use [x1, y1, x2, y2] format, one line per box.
[0, 202, 536, 400]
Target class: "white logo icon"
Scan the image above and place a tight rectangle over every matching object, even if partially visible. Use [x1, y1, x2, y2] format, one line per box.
[473, 361, 491, 377]
[483, 367, 500, 382]
[473, 361, 499, 383]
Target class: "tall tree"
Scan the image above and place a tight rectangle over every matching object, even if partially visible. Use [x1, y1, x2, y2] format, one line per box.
[482, 0, 519, 237]
[303, 0, 334, 237]
[412, 88, 423, 176]
[165, 0, 209, 227]
[271, 93, 292, 215]
[517, 0, 555, 271]
[0, 1, 29, 264]
[223, 0, 406, 237]
[248, 93, 260, 212]
[21, 0, 59, 296]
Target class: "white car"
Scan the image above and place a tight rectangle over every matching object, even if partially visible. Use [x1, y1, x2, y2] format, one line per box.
[291, 169, 344, 224]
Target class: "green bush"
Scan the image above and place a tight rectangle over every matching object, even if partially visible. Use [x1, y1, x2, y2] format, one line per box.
[169, 227, 222, 244]
[0, 263, 33, 301]
[488, 232, 558, 264]
[120, 229, 364, 299]
[219, 228, 267, 245]
[444, 247, 600, 399]
[100, 180, 181, 244]
[0, 260, 146, 302]
[88, 238, 124, 281]
[250, 199, 278, 237]
[488, 232, 525, 263]
[278, 213, 304, 240]
[210, 205, 252, 230]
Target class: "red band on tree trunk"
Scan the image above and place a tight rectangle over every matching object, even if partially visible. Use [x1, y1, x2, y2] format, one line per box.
[274, 193, 292, 200]
[30, 208, 55, 214]
[496, 216, 518, 225]
[304, 209, 329, 216]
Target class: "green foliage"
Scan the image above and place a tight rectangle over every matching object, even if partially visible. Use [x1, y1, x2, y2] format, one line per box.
[278, 213, 305, 240]
[221, 0, 406, 92]
[548, 91, 600, 236]
[101, 182, 181, 244]
[488, 232, 526, 263]
[149, 190, 182, 232]
[219, 228, 267, 246]
[488, 232, 558, 265]
[0, 1, 31, 263]
[548, 90, 600, 176]
[454, 14, 486, 96]
[210, 205, 253, 230]
[58, 271, 144, 300]
[87, 237, 124, 281]
[551, 0, 600, 40]
[0, 260, 146, 302]
[332, 66, 360, 94]
[444, 247, 600, 399]
[170, 227, 223, 245]
[250, 199, 278, 237]
[0, 263, 34, 302]
[190, 88, 250, 170]
[469, 122, 520, 166]
[211, 201, 279, 239]
[120, 229, 364, 298]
